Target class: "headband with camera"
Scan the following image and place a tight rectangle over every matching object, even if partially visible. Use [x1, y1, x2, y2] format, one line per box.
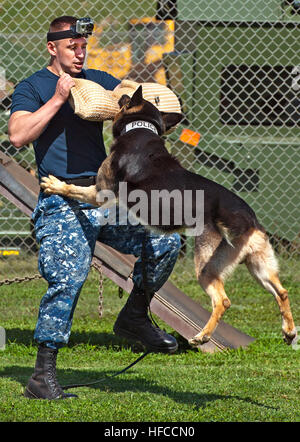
[47, 17, 94, 41]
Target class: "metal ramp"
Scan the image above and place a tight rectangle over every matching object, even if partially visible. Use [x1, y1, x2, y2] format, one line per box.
[0, 151, 254, 352]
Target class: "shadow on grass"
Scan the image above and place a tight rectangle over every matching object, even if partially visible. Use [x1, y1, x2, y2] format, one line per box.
[3, 328, 278, 411]
[0, 364, 278, 412]
[5, 327, 193, 353]
[2, 327, 277, 413]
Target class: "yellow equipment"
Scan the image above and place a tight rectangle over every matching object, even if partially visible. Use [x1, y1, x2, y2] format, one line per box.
[86, 17, 174, 85]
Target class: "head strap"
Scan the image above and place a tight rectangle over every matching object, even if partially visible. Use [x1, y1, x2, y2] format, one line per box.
[47, 30, 82, 41]
[47, 17, 94, 41]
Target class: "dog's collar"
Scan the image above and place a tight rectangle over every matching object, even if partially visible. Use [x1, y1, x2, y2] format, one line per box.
[121, 120, 158, 135]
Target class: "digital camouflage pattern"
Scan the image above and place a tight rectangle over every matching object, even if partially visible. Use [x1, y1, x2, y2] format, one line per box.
[32, 192, 181, 349]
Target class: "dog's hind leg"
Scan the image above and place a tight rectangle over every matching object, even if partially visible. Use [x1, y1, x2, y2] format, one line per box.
[189, 229, 254, 346]
[189, 226, 230, 346]
[194, 225, 223, 278]
[245, 229, 297, 344]
[189, 274, 231, 346]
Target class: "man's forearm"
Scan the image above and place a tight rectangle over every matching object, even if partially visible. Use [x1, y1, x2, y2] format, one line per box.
[8, 96, 63, 148]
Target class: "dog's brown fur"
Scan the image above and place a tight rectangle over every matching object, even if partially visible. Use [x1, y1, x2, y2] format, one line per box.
[41, 86, 296, 347]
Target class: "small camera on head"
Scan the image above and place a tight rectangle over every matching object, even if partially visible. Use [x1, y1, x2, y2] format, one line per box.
[72, 18, 94, 37]
[47, 17, 94, 42]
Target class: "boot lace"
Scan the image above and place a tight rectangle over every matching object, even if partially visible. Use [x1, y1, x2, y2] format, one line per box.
[46, 351, 64, 397]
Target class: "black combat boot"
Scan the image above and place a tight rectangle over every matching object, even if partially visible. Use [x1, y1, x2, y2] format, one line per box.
[113, 287, 178, 353]
[24, 344, 78, 399]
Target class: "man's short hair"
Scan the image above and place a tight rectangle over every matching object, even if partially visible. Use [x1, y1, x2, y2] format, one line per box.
[49, 16, 78, 32]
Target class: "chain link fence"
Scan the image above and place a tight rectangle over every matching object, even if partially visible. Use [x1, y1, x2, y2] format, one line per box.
[0, 0, 299, 280]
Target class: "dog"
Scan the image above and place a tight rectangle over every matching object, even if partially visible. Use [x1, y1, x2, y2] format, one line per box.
[41, 85, 297, 347]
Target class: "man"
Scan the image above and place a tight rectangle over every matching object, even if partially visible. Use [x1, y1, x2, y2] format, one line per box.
[8, 16, 180, 400]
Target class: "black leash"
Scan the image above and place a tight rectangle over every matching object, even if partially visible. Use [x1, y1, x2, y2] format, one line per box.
[62, 350, 150, 390]
[62, 230, 154, 391]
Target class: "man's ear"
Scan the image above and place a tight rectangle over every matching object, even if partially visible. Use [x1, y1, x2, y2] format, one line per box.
[161, 112, 183, 132]
[118, 94, 131, 108]
[47, 41, 57, 57]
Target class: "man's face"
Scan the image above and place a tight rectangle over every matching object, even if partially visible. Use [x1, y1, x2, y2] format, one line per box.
[49, 26, 87, 75]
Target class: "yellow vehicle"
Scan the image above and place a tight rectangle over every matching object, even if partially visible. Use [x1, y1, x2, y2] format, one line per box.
[86, 17, 174, 85]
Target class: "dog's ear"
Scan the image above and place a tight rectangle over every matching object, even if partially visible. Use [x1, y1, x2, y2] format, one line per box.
[118, 94, 131, 108]
[128, 85, 143, 108]
[161, 112, 183, 132]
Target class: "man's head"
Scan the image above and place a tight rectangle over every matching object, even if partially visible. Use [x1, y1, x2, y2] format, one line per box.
[47, 16, 91, 76]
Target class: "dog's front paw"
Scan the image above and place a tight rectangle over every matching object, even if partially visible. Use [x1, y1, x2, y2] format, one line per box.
[188, 333, 211, 347]
[282, 327, 297, 345]
[40, 175, 66, 195]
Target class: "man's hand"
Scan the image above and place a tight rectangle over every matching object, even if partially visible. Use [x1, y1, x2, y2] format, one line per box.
[53, 73, 75, 105]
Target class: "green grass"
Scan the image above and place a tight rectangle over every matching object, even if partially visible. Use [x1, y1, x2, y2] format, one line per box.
[0, 256, 300, 422]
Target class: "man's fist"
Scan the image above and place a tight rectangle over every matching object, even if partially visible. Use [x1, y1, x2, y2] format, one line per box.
[54, 73, 75, 104]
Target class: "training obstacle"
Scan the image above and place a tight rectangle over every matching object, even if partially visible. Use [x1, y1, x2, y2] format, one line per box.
[0, 151, 254, 352]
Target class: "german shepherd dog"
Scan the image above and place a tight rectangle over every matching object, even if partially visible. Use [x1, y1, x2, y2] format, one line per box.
[41, 86, 296, 347]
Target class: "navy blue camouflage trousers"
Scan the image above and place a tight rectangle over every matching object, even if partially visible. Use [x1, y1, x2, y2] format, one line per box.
[32, 192, 181, 349]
